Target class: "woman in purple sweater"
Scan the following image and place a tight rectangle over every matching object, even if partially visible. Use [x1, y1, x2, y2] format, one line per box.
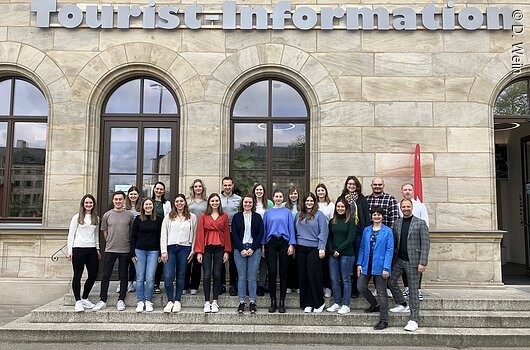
[262, 189, 296, 313]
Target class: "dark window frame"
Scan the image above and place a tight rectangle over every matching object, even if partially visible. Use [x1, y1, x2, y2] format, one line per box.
[0, 77, 47, 222]
[230, 78, 310, 195]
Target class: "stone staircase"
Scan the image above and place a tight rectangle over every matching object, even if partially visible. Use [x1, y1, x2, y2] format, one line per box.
[1, 287, 529, 346]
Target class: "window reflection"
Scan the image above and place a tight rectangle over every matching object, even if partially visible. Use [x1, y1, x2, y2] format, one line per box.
[272, 81, 307, 117]
[109, 128, 138, 173]
[233, 80, 268, 117]
[143, 174, 170, 200]
[105, 80, 141, 114]
[0, 80, 11, 116]
[494, 80, 530, 116]
[13, 80, 47, 116]
[233, 123, 267, 194]
[107, 174, 137, 208]
[0, 122, 7, 147]
[143, 80, 178, 114]
[143, 128, 171, 173]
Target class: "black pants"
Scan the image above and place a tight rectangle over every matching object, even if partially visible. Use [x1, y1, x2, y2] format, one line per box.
[100, 252, 129, 302]
[297, 245, 324, 309]
[154, 261, 164, 286]
[403, 271, 423, 289]
[203, 245, 224, 301]
[287, 254, 299, 289]
[184, 255, 201, 291]
[265, 236, 289, 300]
[71, 247, 98, 301]
[321, 254, 331, 289]
[127, 258, 136, 282]
[221, 234, 238, 288]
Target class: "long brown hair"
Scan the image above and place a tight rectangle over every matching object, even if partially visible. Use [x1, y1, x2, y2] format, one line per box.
[169, 194, 191, 220]
[341, 176, 363, 197]
[285, 186, 299, 211]
[252, 183, 269, 210]
[239, 194, 256, 212]
[78, 194, 99, 225]
[298, 192, 319, 223]
[332, 196, 350, 225]
[188, 179, 207, 201]
[315, 183, 331, 204]
[139, 198, 157, 222]
[206, 193, 224, 215]
[125, 186, 141, 212]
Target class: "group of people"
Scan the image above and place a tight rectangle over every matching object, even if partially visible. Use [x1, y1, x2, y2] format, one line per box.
[66, 175, 429, 331]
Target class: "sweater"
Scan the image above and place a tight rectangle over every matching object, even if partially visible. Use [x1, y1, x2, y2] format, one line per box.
[194, 213, 232, 254]
[262, 207, 296, 245]
[294, 210, 328, 250]
[131, 216, 163, 255]
[327, 215, 356, 256]
[67, 213, 99, 254]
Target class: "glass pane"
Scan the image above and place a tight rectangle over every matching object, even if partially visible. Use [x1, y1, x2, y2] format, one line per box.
[13, 80, 47, 116]
[107, 174, 137, 209]
[0, 168, 4, 216]
[233, 80, 268, 117]
[109, 128, 138, 173]
[494, 80, 529, 116]
[105, 80, 140, 114]
[272, 123, 306, 170]
[0, 122, 6, 148]
[142, 174, 170, 200]
[272, 80, 307, 117]
[143, 128, 171, 173]
[12, 122, 47, 152]
[272, 170, 306, 195]
[143, 80, 178, 114]
[0, 80, 11, 115]
[233, 123, 267, 196]
[233, 170, 267, 197]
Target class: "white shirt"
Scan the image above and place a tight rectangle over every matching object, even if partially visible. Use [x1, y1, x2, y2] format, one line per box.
[399, 198, 429, 227]
[160, 213, 197, 253]
[318, 202, 335, 223]
[67, 213, 99, 254]
[243, 212, 253, 244]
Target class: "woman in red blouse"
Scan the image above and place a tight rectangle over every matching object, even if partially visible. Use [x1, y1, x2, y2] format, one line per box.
[194, 193, 231, 313]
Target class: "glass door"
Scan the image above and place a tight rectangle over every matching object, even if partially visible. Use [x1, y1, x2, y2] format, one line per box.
[521, 136, 530, 276]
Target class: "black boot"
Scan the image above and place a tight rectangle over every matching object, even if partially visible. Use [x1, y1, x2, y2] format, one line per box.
[268, 298, 277, 313]
[279, 299, 286, 313]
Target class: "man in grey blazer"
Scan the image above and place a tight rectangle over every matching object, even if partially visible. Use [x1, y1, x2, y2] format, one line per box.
[388, 198, 430, 331]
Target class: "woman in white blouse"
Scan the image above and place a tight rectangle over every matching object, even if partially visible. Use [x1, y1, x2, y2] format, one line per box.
[67, 194, 100, 312]
[160, 194, 197, 313]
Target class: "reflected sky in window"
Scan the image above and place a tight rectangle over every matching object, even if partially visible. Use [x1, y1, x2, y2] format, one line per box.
[13, 80, 47, 116]
[13, 122, 47, 149]
[0, 80, 11, 115]
[0, 122, 6, 147]
[105, 80, 140, 114]
[143, 80, 178, 114]
[109, 128, 138, 173]
[143, 128, 171, 173]
[233, 123, 266, 148]
[272, 81, 307, 117]
[272, 123, 305, 147]
[233, 80, 268, 117]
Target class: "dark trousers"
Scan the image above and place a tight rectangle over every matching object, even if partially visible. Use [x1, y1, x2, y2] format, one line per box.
[202, 245, 224, 301]
[184, 255, 201, 291]
[154, 261, 164, 286]
[403, 271, 423, 289]
[321, 254, 331, 289]
[127, 258, 136, 282]
[265, 236, 289, 300]
[71, 247, 98, 301]
[358, 273, 389, 323]
[297, 245, 324, 309]
[287, 254, 299, 289]
[100, 252, 129, 302]
[389, 258, 421, 322]
[221, 237, 238, 288]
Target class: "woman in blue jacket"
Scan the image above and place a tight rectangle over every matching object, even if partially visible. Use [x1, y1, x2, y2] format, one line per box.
[231, 194, 264, 314]
[357, 206, 394, 330]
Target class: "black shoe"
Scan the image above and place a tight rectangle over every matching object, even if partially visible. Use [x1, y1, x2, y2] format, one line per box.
[278, 299, 286, 313]
[268, 298, 277, 313]
[237, 302, 245, 314]
[153, 285, 162, 294]
[351, 291, 360, 299]
[364, 305, 380, 313]
[249, 302, 257, 314]
[257, 286, 265, 297]
[373, 321, 388, 330]
[229, 285, 238, 297]
[220, 286, 227, 295]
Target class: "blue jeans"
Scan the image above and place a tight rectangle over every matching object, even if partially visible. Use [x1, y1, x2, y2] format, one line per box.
[233, 248, 261, 302]
[164, 245, 191, 302]
[135, 249, 159, 302]
[329, 255, 355, 306]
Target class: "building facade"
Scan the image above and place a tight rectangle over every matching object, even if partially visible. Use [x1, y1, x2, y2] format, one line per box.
[0, 0, 528, 312]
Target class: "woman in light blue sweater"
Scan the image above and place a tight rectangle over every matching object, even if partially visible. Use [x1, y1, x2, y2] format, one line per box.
[295, 192, 329, 313]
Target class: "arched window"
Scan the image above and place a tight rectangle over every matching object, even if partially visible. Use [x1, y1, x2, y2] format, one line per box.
[100, 77, 179, 210]
[0, 78, 47, 220]
[494, 78, 530, 130]
[231, 78, 309, 195]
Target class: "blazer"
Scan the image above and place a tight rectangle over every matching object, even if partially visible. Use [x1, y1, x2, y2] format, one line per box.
[231, 211, 264, 252]
[392, 216, 430, 267]
[357, 224, 394, 276]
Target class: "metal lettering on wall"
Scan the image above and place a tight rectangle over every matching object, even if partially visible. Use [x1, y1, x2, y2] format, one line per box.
[31, 0, 516, 31]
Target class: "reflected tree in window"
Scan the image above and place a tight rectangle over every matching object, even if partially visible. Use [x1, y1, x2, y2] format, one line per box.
[232, 79, 309, 195]
[494, 80, 529, 116]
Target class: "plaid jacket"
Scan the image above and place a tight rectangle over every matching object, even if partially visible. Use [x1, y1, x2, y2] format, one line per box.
[366, 192, 399, 228]
[392, 216, 430, 267]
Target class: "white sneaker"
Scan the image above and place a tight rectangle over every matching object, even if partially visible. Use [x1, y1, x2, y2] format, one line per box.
[172, 301, 181, 313]
[387, 289, 393, 298]
[402, 287, 409, 297]
[203, 302, 211, 313]
[74, 300, 84, 312]
[404, 320, 419, 331]
[313, 303, 326, 313]
[211, 302, 219, 313]
[418, 289, 424, 301]
[182, 289, 188, 295]
[127, 281, 135, 292]
[294, 289, 300, 293]
[81, 299, 95, 309]
[390, 304, 410, 313]
[116, 300, 126, 311]
[286, 288, 293, 294]
[324, 288, 332, 298]
[92, 301, 106, 311]
[337, 305, 351, 314]
[326, 303, 340, 312]
[303, 306, 313, 313]
[116, 284, 120, 293]
[190, 289, 198, 295]
[164, 301, 174, 313]
[136, 301, 145, 313]
[145, 301, 154, 312]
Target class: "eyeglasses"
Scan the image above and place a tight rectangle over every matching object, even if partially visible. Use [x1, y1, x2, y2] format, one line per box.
[372, 184, 383, 187]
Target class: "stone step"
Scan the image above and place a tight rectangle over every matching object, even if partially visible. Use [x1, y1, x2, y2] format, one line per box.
[1, 315, 529, 347]
[30, 302, 530, 328]
[62, 292, 530, 311]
